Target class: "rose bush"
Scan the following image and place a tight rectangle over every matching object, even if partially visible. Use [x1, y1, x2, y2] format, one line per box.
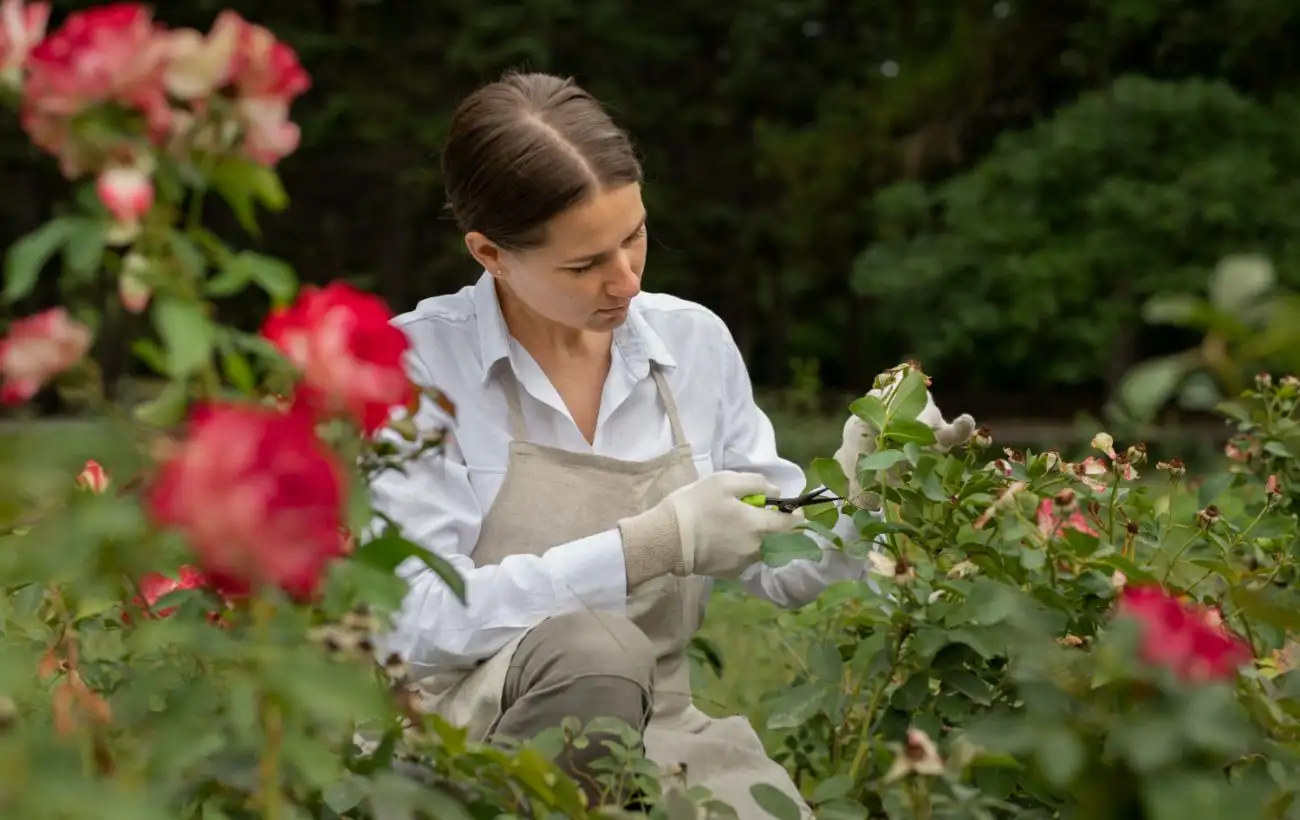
[714, 355, 1300, 820]
[0, 3, 668, 818]
[4, 4, 1300, 820]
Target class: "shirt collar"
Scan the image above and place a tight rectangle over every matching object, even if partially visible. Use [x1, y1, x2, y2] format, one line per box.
[471, 271, 676, 385]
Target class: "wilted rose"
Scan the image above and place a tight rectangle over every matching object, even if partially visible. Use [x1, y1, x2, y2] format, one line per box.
[261, 282, 414, 434]
[0, 307, 93, 404]
[146, 402, 348, 600]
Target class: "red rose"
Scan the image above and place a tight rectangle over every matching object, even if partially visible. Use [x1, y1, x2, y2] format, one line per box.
[261, 282, 413, 434]
[0, 307, 93, 404]
[146, 402, 348, 600]
[126, 565, 218, 621]
[1117, 584, 1251, 683]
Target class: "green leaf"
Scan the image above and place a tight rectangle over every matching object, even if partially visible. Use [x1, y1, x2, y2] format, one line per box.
[849, 395, 886, 430]
[219, 344, 256, 391]
[219, 251, 298, 306]
[4, 216, 80, 302]
[815, 800, 868, 820]
[353, 534, 466, 604]
[1142, 773, 1233, 820]
[1142, 293, 1211, 327]
[133, 380, 190, 427]
[807, 639, 844, 682]
[887, 370, 929, 421]
[811, 775, 854, 805]
[858, 450, 909, 472]
[152, 297, 217, 377]
[208, 155, 289, 237]
[811, 456, 849, 498]
[761, 532, 822, 566]
[883, 418, 937, 446]
[1196, 472, 1235, 508]
[62, 218, 107, 279]
[1209, 254, 1274, 315]
[765, 681, 827, 730]
[940, 668, 992, 705]
[1229, 585, 1300, 633]
[1118, 353, 1196, 422]
[963, 580, 1017, 626]
[1035, 726, 1084, 788]
[750, 783, 802, 820]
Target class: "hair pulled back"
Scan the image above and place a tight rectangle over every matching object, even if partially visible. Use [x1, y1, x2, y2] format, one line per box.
[442, 72, 643, 251]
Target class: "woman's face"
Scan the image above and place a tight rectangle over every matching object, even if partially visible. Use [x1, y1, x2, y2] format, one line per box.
[466, 183, 648, 332]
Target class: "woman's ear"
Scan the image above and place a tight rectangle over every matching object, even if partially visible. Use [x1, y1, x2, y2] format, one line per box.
[464, 231, 504, 275]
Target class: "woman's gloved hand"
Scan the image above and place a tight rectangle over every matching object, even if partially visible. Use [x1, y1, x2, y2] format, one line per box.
[618, 471, 800, 588]
[834, 390, 976, 511]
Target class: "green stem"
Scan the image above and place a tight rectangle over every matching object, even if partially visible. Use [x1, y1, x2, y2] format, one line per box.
[848, 627, 907, 781]
[1105, 476, 1121, 542]
[253, 597, 282, 820]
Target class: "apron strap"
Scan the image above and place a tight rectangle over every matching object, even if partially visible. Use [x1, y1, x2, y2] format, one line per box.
[498, 358, 688, 449]
[650, 364, 689, 449]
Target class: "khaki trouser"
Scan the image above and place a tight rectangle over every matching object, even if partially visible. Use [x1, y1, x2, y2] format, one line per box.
[494, 611, 655, 804]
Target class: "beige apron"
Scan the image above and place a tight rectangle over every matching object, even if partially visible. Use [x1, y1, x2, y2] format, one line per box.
[416, 362, 812, 818]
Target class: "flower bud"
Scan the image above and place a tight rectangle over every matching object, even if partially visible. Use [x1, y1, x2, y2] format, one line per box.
[76, 459, 109, 494]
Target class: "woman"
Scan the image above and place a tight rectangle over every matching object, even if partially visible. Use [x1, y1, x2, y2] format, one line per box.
[371, 71, 886, 817]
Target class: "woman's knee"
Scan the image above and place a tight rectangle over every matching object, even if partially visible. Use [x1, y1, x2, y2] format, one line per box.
[510, 610, 655, 692]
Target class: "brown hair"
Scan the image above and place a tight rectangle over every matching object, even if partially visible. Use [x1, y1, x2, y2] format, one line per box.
[441, 71, 643, 251]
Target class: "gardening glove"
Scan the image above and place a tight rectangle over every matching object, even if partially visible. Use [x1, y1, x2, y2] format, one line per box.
[617, 470, 801, 588]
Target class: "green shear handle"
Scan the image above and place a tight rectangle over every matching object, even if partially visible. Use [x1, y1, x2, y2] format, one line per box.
[742, 486, 843, 513]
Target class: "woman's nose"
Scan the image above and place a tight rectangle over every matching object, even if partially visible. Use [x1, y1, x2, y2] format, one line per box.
[607, 254, 641, 299]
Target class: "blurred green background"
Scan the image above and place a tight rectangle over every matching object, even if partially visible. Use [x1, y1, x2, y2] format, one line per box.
[7, 0, 1291, 451]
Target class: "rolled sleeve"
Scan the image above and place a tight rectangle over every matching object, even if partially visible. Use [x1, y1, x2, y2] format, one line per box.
[709, 327, 868, 610]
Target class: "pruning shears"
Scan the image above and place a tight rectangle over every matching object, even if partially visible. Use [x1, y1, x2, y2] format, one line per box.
[742, 486, 843, 513]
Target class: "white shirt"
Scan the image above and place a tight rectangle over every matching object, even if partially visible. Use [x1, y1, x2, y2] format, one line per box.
[372, 273, 867, 677]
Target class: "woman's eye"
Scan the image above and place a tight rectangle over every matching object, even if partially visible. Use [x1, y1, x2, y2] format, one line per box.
[566, 261, 596, 274]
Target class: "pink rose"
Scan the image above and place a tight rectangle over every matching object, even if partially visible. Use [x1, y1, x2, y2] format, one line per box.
[0, 307, 92, 404]
[21, 3, 170, 175]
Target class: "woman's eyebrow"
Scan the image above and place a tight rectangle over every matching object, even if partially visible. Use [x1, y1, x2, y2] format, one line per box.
[559, 215, 647, 265]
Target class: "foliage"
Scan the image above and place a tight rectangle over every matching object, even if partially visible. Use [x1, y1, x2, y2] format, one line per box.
[0, 4, 707, 819]
[6, 5, 1300, 820]
[728, 360, 1300, 819]
[853, 75, 1300, 392]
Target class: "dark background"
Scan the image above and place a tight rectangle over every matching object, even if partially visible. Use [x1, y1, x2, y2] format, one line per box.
[6, 0, 1300, 425]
